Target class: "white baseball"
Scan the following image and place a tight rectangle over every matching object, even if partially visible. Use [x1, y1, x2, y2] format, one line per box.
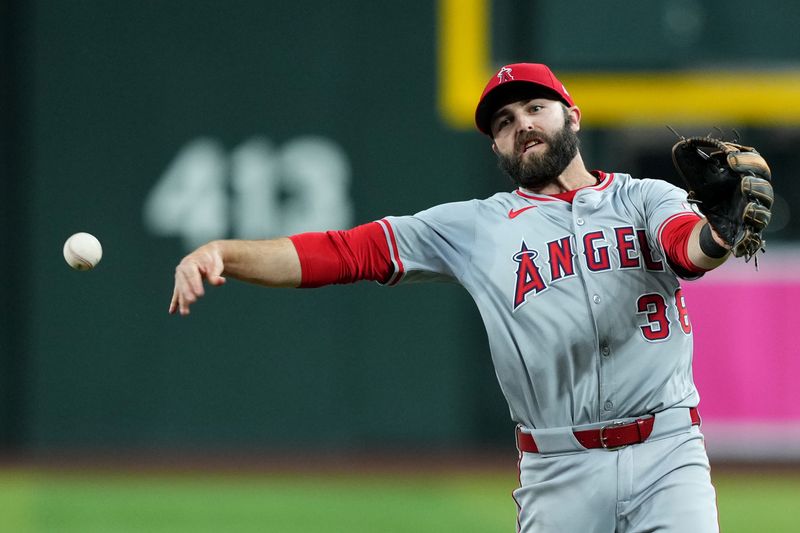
[63, 232, 103, 271]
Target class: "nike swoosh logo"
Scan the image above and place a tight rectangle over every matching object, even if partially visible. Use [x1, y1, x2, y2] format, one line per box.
[508, 206, 538, 219]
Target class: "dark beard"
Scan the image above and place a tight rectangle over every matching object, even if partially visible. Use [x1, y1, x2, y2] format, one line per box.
[496, 116, 580, 190]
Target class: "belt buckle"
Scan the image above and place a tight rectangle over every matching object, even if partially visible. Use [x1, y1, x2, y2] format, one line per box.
[599, 420, 629, 450]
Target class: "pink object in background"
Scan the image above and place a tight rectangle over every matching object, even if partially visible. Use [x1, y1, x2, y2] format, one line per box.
[682, 252, 800, 422]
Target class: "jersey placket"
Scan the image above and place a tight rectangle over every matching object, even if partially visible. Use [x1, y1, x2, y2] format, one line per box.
[572, 190, 617, 422]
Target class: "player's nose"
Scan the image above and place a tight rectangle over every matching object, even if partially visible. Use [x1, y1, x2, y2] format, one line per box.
[516, 113, 537, 132]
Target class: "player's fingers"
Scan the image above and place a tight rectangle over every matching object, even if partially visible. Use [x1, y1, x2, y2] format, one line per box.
[172, 247, 225, 315]
[178, 269, 202, 301]
[169, 286, 179, 314]
[169, 283, 194, 316]
[171, 265, 201, 316]
[177, 282, 195, 316]
[208, 275, 227, 286]
[182, 261, 206, 297]
[204, 250, 227, 286]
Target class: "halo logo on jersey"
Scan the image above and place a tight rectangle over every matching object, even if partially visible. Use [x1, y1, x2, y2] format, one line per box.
[513, 242, 546, 309]
[497, 66, 514, 83]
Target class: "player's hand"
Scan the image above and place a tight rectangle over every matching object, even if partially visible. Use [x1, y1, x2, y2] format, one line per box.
[169, 242, 227, 316]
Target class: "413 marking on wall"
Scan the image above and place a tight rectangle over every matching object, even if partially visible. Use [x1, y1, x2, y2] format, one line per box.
[143, 136, 353, 250]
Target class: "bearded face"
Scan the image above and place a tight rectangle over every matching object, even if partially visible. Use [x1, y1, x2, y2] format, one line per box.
[496, 109, 580, 190]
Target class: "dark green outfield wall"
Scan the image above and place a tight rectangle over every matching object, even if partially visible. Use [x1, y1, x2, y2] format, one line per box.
[3, 1, 506, 452]
[2, 0, 798, 453]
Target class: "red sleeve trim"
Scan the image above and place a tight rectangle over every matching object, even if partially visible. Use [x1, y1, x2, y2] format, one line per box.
[288, 221, 395, 288]
[659, 213, 705, 274]
[376, 219, 405, 286]
[657, 212, 695, 243]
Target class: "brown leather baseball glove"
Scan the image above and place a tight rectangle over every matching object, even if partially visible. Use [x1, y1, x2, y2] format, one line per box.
[672, 136, 774, 261]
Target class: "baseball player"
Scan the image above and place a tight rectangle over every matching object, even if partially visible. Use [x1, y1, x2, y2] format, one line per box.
[170, 63, 773, 532]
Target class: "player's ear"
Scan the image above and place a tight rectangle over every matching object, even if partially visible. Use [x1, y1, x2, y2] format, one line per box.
[567, 105, 581, 132]
[491, 141, 499, 155]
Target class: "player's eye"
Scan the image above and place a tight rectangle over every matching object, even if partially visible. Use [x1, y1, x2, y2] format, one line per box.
[495, 117, 511, 132]
[528, 104, 543, 113]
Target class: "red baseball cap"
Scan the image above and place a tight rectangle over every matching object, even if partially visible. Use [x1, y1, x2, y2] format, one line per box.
[475, 63, 575, 135]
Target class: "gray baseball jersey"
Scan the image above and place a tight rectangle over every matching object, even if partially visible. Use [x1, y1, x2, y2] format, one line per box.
[378, 172, 700, 430]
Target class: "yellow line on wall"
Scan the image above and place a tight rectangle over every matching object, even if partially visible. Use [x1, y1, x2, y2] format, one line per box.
[438, 0, 489, 129]
[559, 71, 800, 127]
[438, 0, 800, 129]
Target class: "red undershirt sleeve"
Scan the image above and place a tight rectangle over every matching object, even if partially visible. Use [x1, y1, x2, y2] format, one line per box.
[659, 214, 706, 275]
[288, 221, 394, 288]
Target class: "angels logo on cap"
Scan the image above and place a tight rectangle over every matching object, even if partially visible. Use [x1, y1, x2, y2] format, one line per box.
[497, 66, 514, 83]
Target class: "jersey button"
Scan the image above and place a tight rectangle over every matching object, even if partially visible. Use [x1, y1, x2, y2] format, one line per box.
[593, 294, 601, 304]
[604, 400, 614, 411]
[601, 345, 610, 356]
[576, 217, 585, 225]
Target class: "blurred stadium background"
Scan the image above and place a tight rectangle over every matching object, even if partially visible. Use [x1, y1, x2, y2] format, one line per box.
[1, 0, 799, 531]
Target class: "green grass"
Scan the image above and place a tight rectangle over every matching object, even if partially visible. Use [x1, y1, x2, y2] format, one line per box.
[0, 467, 797, 532]
[715, 472, 800, 533]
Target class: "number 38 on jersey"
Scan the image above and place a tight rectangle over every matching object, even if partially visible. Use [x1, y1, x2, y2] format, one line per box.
[637, 288, 692, 342]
